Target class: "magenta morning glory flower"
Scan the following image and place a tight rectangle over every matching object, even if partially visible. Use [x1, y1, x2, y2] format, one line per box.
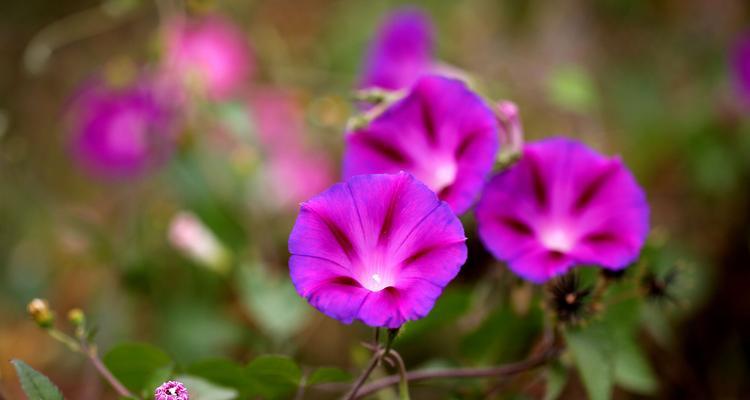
[344, 75, 499, 214]
[288, 172, 467, 328]
[69, 77, 177, 180]
[731, 31, 750, 106]
[360, 8, 434, 90]
[163, 15, 253, 99]
[155, 380, 189, 400]
[475, 138, 649, 283]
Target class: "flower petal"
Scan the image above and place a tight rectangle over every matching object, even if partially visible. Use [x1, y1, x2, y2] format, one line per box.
[345, 75, 499, 214]
[477, 138, 649, 283]
[289, 172, 467, 327]
[360, 8, 434, 90]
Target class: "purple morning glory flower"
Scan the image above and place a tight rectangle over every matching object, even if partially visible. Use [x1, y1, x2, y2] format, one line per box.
[360, 8, 434, 90]
[69, 77, 177, 180]
[732, 31, 750, 106]
[155, 380, 189, 400]
[344, 75, 499, 214]
[475, 138, 649, 283]
[288, 172, 467, 328]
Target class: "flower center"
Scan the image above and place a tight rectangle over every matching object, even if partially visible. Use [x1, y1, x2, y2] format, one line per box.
[540, 227, 574, 253]
[426, 161, 457, 192]
[168, 387, 177, 395]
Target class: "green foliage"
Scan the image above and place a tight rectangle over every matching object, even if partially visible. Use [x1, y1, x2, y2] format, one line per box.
[307, 367, 352, 385]
[236, 263, 309, 341]
[461, 305, 543, 364]
[245, 355, 302, 399]
[11, 359, 64, 400]
[396, 288, 471, 346]
[564, 324, 614, 400]
[544, 362, 568, 400]
[547, 65, 597, 113]
[102, 343, 172, 395]
[187, 359, 250, 395]
[175, 375, 238, 400]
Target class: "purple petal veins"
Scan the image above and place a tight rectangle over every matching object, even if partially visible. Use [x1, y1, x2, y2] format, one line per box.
[288, 172, 468, 328]
[476, 138, 650, 283]
[344, 75, 499, 214]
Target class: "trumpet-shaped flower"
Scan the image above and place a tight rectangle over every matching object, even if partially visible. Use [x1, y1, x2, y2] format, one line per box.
[289, 172, 467, 328]
[476, 138, 649, 283]
[360, 8, 434, 90]
[344, 75, 499, 214]
[163, 16, 253, 99]
[69, 77, 176, 179]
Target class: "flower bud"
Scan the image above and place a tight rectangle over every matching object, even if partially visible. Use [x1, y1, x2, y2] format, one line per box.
[68, 308, 85, 326]
[495, 100, 524, 168]
[27, 299, 54, 329]
[168, 211, 230, 274]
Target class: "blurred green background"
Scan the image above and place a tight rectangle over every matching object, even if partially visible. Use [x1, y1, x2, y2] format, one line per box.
[1, 0, 750, 399]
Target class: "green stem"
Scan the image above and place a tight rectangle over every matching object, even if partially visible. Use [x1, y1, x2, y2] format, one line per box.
[48, 329, 81, 352]
[385, 351, 410, 400]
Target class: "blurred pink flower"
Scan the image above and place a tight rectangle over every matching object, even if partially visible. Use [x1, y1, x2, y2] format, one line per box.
[68, 75, 178, 180]
[163, 15, 253, 99]
[168, 211, 229, 273]
[248, 89, 335, 209]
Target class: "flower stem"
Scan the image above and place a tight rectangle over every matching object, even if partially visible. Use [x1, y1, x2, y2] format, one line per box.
[81, 343, 136, 399]
[384, 351, 410, 400]
[343, 349, 383, 400]
[352, 344, 561, 399]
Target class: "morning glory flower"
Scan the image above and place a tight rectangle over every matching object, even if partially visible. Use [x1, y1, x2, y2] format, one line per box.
[344, 75, 499, 214]
[163, 15, 253, 99]
[155, 380, 189, 400]
[475, 138, 649, 283]
[69, 76, 177, 180]
[360, 7, 434, 90]
[288, 172, 467, 328]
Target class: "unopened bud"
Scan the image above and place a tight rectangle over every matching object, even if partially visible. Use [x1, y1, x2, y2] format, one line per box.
[168, 212, 230, 274]
[495, 101, 525, 169]
[68, 308, 85, 326]
[27, 299, 54, 329]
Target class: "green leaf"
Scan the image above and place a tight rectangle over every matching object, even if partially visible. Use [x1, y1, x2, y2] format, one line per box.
[236, 263, 310, 341]
[187, 359, 249, 394]
[245, 355, 301, 399]
[103, 343, 172, 395]
[395, 288, 471, 346]
[564, 324, 614, 400]
[461, 306, 543, 364]
[11, 359, 64, 400]
[613, 336, 658, 394]
[175, 375, 238, 400]
[547, 65, 597, 113]
[307, 367, 352, 386]
[544, 362, 568, 400]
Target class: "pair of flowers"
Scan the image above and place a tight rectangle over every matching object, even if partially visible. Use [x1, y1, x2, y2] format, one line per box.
[289, 9, 649, 328]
